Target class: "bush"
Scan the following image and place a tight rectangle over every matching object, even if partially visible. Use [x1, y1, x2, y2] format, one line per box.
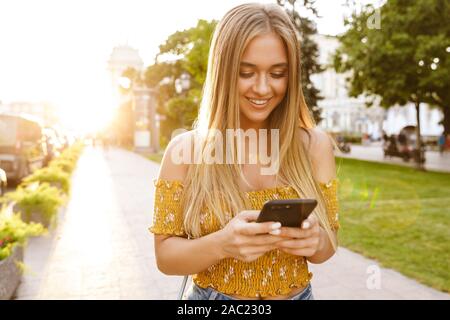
[0, 208, 46, 261]
[49, 158, 76, 175]
[345, 135, 362, 144]
[5, 183, 64, 229]
[60, 142, 84, 161]
[48, 142, 83, 169]
[330, 132, 363, 144]
[20, 166, 70, 195]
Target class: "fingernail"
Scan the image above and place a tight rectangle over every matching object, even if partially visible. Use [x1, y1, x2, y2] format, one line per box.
[270, 229, 281, 235]
[302, 221, 310, 229]
[270, 222, 281, 230]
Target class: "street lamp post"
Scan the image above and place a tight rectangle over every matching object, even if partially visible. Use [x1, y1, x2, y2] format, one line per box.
[132, 86, 159, 153]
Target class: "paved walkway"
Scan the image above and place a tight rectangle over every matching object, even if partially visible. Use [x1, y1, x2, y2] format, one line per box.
[338, 144, 450, 173]
[15, 146, 181, 299]
[14, 146, 450, 300]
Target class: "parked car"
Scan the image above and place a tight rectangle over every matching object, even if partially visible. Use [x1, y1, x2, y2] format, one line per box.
[0, 113, 48, 183]
[0, 167, 6, 196]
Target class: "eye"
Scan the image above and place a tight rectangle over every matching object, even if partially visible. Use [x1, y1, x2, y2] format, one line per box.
[239, 72, 254, 78]
[271, 72, 287, 79]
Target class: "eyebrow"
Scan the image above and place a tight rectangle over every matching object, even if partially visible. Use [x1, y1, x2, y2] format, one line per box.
[240, 62, 288, 68]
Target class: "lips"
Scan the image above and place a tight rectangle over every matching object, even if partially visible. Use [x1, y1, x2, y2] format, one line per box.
[246, 97, 272, 108]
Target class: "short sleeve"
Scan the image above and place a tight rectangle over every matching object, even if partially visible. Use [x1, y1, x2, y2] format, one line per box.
[148, 179, 187, 237]
[319, 179, 340, 231]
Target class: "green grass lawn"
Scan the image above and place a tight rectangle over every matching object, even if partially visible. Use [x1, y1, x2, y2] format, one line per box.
[336, 157, 450, 292]
[147, 152, 164, 164]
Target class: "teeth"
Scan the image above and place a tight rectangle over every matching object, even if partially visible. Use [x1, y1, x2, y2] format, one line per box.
[248, 98, 269, 105]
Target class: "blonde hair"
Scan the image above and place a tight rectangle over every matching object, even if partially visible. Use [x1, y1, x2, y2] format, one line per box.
[181, 3, 337, 249]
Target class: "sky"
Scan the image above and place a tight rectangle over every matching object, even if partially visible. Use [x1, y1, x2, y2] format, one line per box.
[0, 0, 378, 133]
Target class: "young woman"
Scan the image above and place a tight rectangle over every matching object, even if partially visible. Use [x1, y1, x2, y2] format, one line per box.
[149, 3, 340, 300]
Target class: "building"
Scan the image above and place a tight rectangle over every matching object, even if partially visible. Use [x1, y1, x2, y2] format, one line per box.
[311, 34, 443, 138]
[107, 44, 144, 94]
[0, 101, 58, 126]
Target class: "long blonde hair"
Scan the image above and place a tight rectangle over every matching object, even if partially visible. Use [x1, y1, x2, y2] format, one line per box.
[182, 3, 337, 249]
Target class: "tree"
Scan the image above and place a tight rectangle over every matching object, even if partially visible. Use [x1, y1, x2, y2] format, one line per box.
[144, 20, 217, 143]
[157, 19, 216, 86]
[334, 0, 450, 169]
[277, 0, 324, 123]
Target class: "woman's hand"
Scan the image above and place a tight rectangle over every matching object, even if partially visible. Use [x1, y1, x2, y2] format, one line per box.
[272, 214, 323, 257]
[217, 210, 284, 263]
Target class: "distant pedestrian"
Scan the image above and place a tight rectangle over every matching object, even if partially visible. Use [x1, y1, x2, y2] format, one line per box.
[438, 133, 446, 155]
[398, 133, 407, 146]
[103, 135, 110, 152]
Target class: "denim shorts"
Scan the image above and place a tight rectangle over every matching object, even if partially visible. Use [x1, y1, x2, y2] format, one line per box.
[185, 283, 314, 300]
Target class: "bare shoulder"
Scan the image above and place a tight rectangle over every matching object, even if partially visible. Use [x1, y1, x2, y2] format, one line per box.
[157, 129, 196, 182]
[298, 127, 336, 183]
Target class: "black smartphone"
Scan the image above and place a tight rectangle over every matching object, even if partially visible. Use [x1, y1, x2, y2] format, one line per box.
[256, 199, 317, 227]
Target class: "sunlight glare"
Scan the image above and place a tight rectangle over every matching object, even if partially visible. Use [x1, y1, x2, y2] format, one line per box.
[56, 81, 118, 135]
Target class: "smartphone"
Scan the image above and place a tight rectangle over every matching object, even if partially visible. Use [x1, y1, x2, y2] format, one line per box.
[256, 199, 317, 228]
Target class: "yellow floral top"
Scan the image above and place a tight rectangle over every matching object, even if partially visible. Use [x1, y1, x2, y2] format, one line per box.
[149, 178, 340, 298]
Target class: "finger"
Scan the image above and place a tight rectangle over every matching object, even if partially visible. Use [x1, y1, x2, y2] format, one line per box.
[302, 214, 318, 230]
[277, 238, 317, 249]
[275, 226, 313, 239]
[238, 210, 261, 222]
[238, 221, 281, 236]
[244, 244, 278, 255]
[242, 234, 286, 245]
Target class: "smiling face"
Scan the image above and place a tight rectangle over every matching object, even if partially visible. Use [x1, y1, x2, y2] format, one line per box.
[238, 32, 289, 130]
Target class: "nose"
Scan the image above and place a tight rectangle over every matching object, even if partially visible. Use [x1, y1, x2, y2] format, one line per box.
[252, 74, 271, 96]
